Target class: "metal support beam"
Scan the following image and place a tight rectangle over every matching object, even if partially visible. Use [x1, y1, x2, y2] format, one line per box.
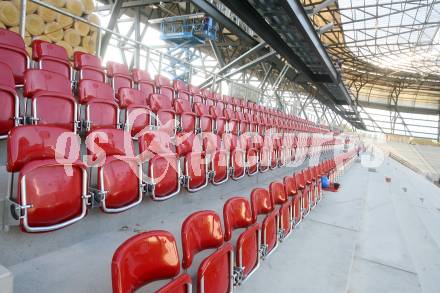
[209, 40, 225, 67]
[203, 50, 276, 87]
[100, 0, 123, 58]
[200, 42, 266, 87]
[96, 0, 174, 11]
[259, 64, 273, 90]
[133, 8, 141, 69]
[190, 0, 257, 44]
[19, 0, 27, 37]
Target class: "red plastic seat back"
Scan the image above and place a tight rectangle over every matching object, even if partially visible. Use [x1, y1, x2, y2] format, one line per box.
[112, 231, 184, 293]
[78, 79, 115, 103]
[283, 176, 297, 196]
[74, 52, 105, 82]
[155, 74, 171, 87]
[202, 132, 221, 155]
[173, 79, 187, 91]
[24, 69, 71, 96]
[269, 181, 288, 205]
[32, 40, 70, 79]
[0, 62, 18, 135]
[251, 188, 274, 216]
[87, 128, 132, 161]
[181, 210, 225, 269]
[295, 172, 305, 189]
[7, 125, 78, 172]
[118, 88, 149, 107]
[174, 98, 192, 114]
[24, 69, 76, 130]
[176, 132, 202, 156]
[0, 28, 28, 84]
[107, 62, 132, 95]
[223, 197, 256, 241]
[132, 69, 155, 96]
[150, 93, 173, 112]
[139, 130, 175, 157]
[155, 75, 173, 99]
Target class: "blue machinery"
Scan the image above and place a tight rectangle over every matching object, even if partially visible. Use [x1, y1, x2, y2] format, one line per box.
[154, 14, 218, 82]
[159, 14, 217, 44]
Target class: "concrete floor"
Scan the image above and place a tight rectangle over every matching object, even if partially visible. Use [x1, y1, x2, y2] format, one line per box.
[4, 155, 440, 293]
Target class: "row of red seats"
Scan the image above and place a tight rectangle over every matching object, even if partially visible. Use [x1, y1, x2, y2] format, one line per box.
[0, 28, 329, 140]
[6, 122, 345, 233]
[111, 154, 358, 293]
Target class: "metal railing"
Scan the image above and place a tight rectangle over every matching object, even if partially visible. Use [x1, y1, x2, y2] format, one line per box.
[18, 0, 266, 101]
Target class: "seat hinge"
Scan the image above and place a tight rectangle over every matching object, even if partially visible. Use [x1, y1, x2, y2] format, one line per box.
[208, 170, 216, 180]
[83, 120, 91, 131]
[229, 166, 235, 177]
[180, 175, 190, 187]
[89, 188, 108, 207]
[14, 116, 25, 126]
[140, 182, 147, 194]
[278, 229, 286, 241]
[27, 117, 40, 125]
[74, 120, 82, 131]
[259, 244, 268, 259]
[232, 266, 244, 286]
[8, 200, 32, 220]
[83, 193, 93, 206]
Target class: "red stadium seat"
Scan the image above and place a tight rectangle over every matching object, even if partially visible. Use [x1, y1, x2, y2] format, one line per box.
[209, 104, 227, 135]
[32, 40, 71, 79]
[202, 133, 228, 185]
[224, 108, 239, 135]
[303, 168, 313, 212]
[269, 182, 292, 240]
[294, 171, 308, 219]
[189, 85, 203, 103]
[139, 130, 181, 200]
[118, 87, 151, 137]
[107, 62, 132, 98]
[0, 28, 28, 84]
[112, 230, 192, 293]
[150, 93, 176, 135]
[87, 128, 143, 213]
[224, 133, 245, 180]
[155, 75, 174, 99]
[250, 188, 278, 258]
[174, 98, 196, 133]
[74, 52, 105, 82]
[173, 79, 191, 101]
[311, 166, 322, 204]
[182, 210, 234, 293]
[24, 69, 78, 131]
[283, 175, 300, 225]
[223, 197, 260, 285]
[7, 125, 88, 232]
[132, 69, 155, 97]
[77, 79, 119, 131]
[194, 102, 213, 133]
[236, 112, 248, 135]
[0, 62, 20, 137]
[241, 133, 259, 176]
[176, 132, 208, 192]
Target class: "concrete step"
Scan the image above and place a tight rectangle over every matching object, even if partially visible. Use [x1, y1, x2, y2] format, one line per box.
[386, 159, 440, 293]
[346, 156, 423, 293]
